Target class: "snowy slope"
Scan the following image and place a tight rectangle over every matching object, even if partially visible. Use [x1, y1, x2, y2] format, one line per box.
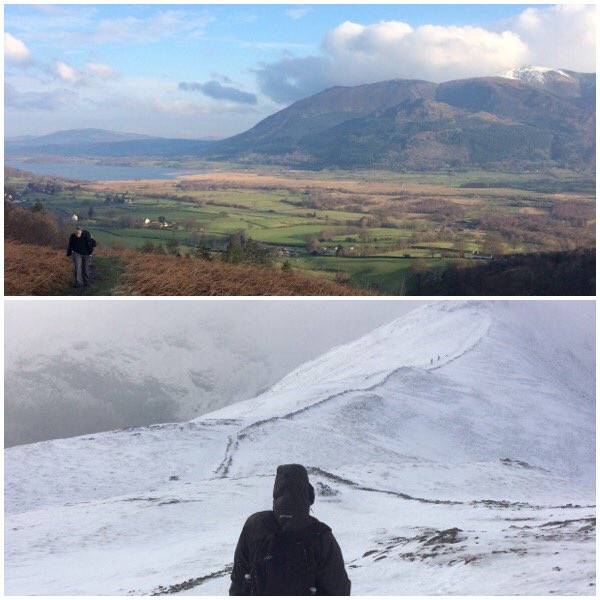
[4, 301, 595, 595]
[498, 66, 592, 99]
[207, 301, 594, 483]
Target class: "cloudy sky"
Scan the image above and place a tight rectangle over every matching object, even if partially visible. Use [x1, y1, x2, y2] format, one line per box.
[5, 299, 423, 445]
[5, 3, 596, 138]
[5, 298, 421, 365]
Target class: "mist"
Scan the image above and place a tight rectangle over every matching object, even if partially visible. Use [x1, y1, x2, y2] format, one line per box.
[5, 299, 422, 447]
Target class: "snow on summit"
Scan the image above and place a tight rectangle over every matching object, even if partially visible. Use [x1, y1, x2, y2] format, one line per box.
[4, 301, 595, 595]
[497, 66, 591, 98]
[500, 65, 574, 84]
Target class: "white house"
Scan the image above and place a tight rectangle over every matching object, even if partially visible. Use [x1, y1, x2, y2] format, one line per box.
[71, 214, 79, 221]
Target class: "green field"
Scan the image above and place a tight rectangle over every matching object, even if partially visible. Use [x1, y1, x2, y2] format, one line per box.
[6, 164, 595, 294]
[295, 255, 449, 294]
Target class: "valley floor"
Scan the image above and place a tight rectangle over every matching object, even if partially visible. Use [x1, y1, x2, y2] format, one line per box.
[6, 165, 595, 294]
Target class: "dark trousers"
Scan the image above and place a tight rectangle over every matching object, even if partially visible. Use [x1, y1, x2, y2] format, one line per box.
[72, 252, 91, 287]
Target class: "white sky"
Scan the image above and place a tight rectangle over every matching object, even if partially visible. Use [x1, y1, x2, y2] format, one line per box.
[5, 299, 423, 366]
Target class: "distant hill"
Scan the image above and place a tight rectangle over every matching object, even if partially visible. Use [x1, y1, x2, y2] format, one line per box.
[6, 128, 153, 145]
[208, 68, 595, 171]
[5, 128, 213, 158]
[209, 79, 437, 159]
[6, 69, 595, 171]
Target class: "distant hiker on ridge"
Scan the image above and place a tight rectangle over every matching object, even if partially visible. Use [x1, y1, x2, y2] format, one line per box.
[66, 227, 96, 288]
[229, 464, 351, 596]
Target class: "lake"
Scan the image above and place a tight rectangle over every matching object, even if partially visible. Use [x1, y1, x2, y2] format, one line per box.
[5, 159, 206, 181]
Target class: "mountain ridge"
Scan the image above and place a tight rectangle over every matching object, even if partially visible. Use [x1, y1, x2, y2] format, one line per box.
[203, 301, 594, 483]
[6, 67, 595, 170]
[5, 128, 214, 158]
[208, 70, 595, 170]
[6, 128, 155, 145]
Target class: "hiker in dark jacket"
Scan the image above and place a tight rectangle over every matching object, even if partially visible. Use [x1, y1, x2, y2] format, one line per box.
[66, 227, 95, 287]
[230, 464, 351, 596]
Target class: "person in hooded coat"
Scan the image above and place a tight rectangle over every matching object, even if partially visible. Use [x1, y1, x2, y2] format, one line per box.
[229, 464, 351, 596]
[66, 227, 96, 287]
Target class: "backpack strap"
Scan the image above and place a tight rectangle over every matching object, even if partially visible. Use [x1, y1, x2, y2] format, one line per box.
[298, 518, 331, 541]
[252, 511, 329, 536]
[259, 510, 280, 531]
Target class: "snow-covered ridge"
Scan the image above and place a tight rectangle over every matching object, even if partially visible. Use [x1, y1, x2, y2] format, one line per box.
[269, 300, 490, 392]
[203, 301, 491, 423]
[203, 300, 594, 450]
[500, 65, 573, 84]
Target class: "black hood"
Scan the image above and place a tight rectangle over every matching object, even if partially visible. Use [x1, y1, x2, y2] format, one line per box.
[272, 464, 315, 530]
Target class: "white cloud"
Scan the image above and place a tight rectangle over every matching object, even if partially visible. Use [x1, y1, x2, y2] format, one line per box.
[510, 4, 595, 72]
[5, 82, 77, 110]
[7, 7, 215, 48]
[323, 20, 526, 78]
[52, 59, 118, 85]
[5, 60, 269, 137]
[285, 6, 312, 20]
[152, 99, 211, 116]
[54, 59, 82, 84]
[5, 32, 31, 66]
[92, 9, 214, 44]
[85, 61, 118, 79]
[256, 4, 596, 104]
[74, 79, 267, 137]
[257, 20, 527, 103]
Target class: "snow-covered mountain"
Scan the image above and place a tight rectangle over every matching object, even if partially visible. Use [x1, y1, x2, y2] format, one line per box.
[5, 301, 595, 595]
[499, 65, 594, 99]
[501, 65, 573, 84]
[5, 324, 277, 448]
[5, 303, 411, 448]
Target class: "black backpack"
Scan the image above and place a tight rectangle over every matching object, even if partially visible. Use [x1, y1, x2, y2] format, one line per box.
[249, 513, 322, 596]
[82, 230, 97, 254]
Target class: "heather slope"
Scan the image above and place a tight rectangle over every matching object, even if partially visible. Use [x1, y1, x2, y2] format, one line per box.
[4, 241, 369, 296]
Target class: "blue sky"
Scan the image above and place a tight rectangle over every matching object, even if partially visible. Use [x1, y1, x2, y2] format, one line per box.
[5, 4, 596, 139]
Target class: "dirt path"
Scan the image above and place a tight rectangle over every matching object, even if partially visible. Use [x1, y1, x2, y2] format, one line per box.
[146, 566, 232, 595]
[66, 255, 125, 296]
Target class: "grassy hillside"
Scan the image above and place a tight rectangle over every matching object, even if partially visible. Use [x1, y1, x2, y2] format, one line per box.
[4, 193, 372, 296]
[113, 251, 370, 296]
[5, 241, 71, 296]
[4, 239, 370, 296]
